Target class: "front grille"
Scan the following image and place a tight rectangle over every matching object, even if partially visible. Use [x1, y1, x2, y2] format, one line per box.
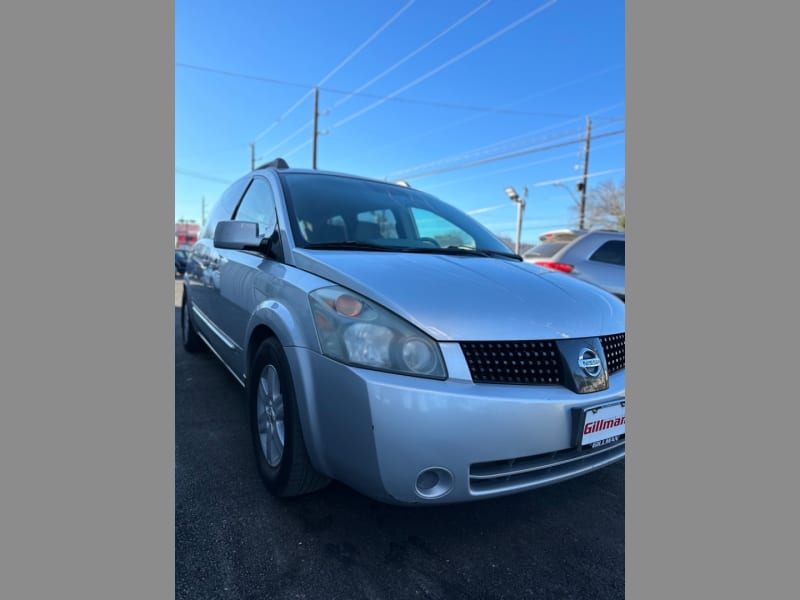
[600, 333, 625, 374]
[469, 439, 625, 494]
[460, 340, 565, 385]
[460, 333, 626, 386]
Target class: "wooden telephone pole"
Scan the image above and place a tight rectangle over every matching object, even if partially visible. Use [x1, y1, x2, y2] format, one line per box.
[578, 117, 592, 229]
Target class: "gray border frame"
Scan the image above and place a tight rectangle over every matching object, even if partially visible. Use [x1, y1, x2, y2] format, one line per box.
[1, 2, 173, 598]
[3, 0, 796, 597]
[628, 2, 795, 598]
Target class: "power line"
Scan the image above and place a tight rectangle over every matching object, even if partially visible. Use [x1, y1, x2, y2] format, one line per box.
[259, 119, 314, 159]
[331, 0, 493, 110]
[177, 62, 311, 89]
[385, 104, 624, 178]
[533, 168, 625, 189]
[177, 141, 252, 160]
[176, 61, 612, 120]
[251, 0, 417, 143]
[175, 168, 232, 184]
[283, 138, 313, 160]
[453, 106, 623, 166]
[425, 139, 624, 191]
[387, 118, 621, 180]
[332, 0, 561, 129]
[401, 129, 625, 180]
[362, 75, 625, 156]
[387, 125, 586, 178]
[318, 0, 418, 89]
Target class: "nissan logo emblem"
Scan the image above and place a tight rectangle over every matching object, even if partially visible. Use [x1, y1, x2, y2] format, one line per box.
[578, 348, 602, 377]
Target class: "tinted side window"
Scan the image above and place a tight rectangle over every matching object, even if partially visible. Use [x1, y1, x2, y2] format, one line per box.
[589, 240, 625, 266]
[233, 178, 277, 236]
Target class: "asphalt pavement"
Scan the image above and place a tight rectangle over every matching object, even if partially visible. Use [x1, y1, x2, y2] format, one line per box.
[174, 281, 625, 600]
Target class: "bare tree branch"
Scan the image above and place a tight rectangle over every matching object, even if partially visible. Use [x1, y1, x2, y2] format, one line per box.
[570, 180, 625, 230]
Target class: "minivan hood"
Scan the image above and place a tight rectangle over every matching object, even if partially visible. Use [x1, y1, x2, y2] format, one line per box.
[293, 250, 624, 341]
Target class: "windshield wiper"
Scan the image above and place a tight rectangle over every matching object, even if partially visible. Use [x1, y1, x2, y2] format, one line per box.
[400, 246, 522, 261]
[303, 241, 393, 252]
[304, 241, 522, 261]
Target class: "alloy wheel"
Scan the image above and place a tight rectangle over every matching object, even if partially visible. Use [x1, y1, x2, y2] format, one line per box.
[256, 364, 285, 467]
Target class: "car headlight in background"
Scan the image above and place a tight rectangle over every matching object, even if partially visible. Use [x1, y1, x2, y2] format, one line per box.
[309, 286, 447, 379]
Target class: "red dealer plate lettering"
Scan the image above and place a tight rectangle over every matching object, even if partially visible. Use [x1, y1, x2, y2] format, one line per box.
[580, 401, 625, 447]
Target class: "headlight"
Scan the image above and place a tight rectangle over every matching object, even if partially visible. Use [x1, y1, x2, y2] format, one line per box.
[309, 286, 447, 379]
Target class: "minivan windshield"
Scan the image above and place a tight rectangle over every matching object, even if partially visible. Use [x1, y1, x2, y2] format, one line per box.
[279, 172, 518, 259]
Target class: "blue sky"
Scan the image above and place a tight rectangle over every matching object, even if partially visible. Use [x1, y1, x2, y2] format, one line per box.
[175, 0, 625, 245]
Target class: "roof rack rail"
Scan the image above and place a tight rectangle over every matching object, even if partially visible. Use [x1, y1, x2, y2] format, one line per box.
[255, 158, 289, 170]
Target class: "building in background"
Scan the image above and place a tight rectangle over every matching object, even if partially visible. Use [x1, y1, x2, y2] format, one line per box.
[175, 220, 200, 249]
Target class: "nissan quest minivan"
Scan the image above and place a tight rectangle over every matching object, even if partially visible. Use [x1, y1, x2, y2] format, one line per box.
[181, 158, 626, 505]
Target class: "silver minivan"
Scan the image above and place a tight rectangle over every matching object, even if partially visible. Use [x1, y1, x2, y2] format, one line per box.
[181, 159, 626, 505]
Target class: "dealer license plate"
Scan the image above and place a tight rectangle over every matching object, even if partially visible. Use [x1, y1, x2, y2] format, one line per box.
[578, 400, 625, 448]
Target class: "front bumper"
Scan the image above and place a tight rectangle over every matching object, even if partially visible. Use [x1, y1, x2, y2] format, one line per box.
[286, 345, 625, 505]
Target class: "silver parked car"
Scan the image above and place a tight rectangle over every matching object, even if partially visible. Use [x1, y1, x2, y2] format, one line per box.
[181, 159, 626, 505]
[532, 230, 625, 301]
[521, 228, 587, 261]
[522, 240, 571, 261]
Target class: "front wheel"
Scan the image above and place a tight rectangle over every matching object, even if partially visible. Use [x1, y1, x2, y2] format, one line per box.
[249, 337, 329, 497]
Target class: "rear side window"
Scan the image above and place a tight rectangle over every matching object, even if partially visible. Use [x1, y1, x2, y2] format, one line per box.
[233, 178, 277, 237]
[590, 240, 625, 266]
[201, 176, 252, 240]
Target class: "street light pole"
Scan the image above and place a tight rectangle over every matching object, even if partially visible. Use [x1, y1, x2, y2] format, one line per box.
[515, 200, 525, 255]
[504, 186, 528, 255]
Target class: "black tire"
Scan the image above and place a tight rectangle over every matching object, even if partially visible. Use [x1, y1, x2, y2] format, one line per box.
[249, 337, 329, 497]
[181, 288, 205, 353]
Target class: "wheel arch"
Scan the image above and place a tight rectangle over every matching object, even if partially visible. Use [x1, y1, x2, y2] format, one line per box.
[246, 324, 278, 380]
[244, 316, 328, 478]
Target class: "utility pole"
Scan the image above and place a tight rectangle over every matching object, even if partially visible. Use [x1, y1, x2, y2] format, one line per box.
[201, 196, 206, 226]
[312, 87, 319, 170]
[250, 143, 255, 171]
[578, 116, 592, 229]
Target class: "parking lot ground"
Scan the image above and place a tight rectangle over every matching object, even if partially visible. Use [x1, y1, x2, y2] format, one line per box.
[174, 281, 625, 600]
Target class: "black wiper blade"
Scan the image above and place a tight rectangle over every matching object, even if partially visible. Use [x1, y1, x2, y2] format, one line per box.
[303, 241, 393, 251]
[477, 248, 523, 261]
[401, 246, 522, 261]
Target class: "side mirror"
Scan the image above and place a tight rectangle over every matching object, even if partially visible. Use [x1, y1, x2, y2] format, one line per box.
[213, 221, 265, 250]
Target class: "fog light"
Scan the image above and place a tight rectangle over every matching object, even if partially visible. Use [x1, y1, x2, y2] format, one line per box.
[417, 470, 439, 490]
[415, 467, 454, 499]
